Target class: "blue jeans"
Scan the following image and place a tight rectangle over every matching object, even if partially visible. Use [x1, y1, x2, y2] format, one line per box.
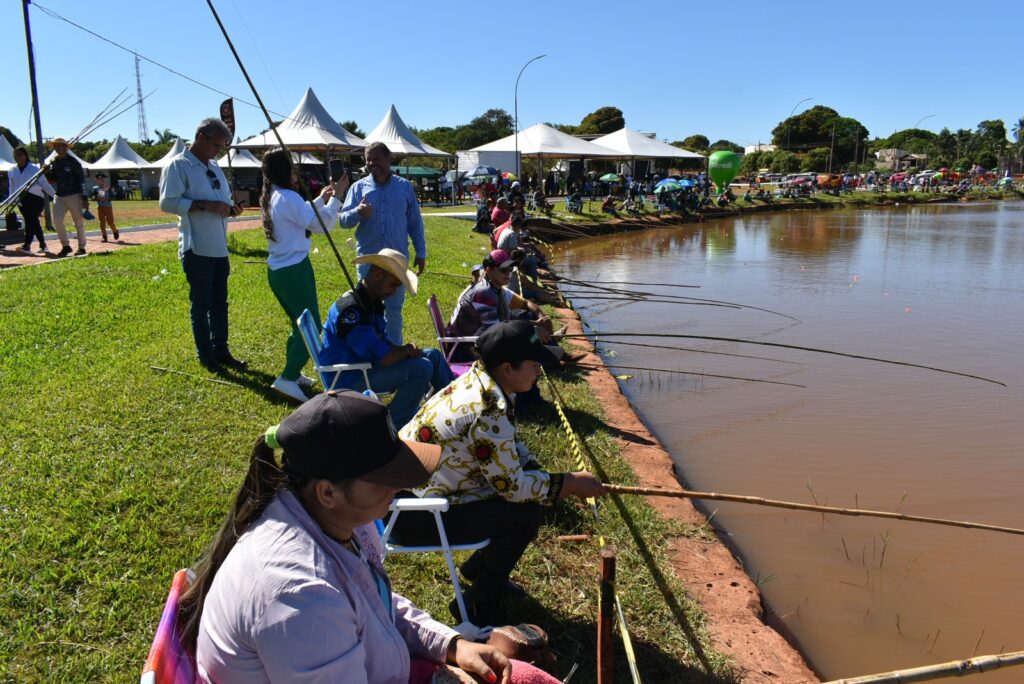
[339, 348, 454, 429]
[181, 250, 230, 362]
[357, 262, 405, 345]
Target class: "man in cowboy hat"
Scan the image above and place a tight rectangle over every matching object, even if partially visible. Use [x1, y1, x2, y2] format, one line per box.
[316, 248, 454, 427]
[338, 142, 426, 345]
[45, 137, 89, 257]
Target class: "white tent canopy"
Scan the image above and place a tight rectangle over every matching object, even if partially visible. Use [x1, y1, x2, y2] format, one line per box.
[217, 148, 261, 169]
[591, 128, 703, 159]
[147, 138, 187, 169]
[44, 147, 91, 170]
[471, 123, 619, 159]
[235, 88, 366, 151]
[0, 135, 15, 172]
[365, 104, 449, 158]
[90, 135, 149, 170]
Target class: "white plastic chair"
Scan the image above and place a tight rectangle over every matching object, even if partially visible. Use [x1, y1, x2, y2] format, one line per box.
[296, 309, 372, 392]
[379, 498, 492, 640]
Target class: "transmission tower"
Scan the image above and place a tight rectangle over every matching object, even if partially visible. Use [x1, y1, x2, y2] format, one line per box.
[135, 54, 148, 142]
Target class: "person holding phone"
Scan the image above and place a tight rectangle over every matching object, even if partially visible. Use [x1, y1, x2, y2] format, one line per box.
[260, 148, 349, 403]
[159, 118, 247, 372]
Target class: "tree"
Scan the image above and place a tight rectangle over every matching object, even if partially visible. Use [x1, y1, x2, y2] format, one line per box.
[801, 147, 829, 172]
[339, 120, 366, 138]
[576, 107, 624, 135]
[740, 150, 766, 176]
[678, 134, 709, 153]
[709, 139, 742, 153]
[769, 151, 801, 174]
[456, 109, 513, 149]
[1, 125, 25, 149]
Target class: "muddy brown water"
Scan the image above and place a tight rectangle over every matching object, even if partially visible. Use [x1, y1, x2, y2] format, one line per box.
[553, 202, 1024, 681]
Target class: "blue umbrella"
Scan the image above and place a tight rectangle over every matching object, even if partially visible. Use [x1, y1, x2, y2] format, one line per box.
[677, 179, 695, 188]
[654, 178, 679, 189]
[465, 165, 498, 178]
[654, 181, 682, 193]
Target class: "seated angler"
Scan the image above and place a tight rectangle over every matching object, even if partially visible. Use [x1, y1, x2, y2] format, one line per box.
[391, 321, 607, 624]
[447, 250, 557, 363]
[321, 248, 454, 429]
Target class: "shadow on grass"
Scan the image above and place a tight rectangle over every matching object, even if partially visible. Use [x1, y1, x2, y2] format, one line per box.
[499, 594, 733, 683]
[527, 375, 724, 679]
[227, 238, 269, 259]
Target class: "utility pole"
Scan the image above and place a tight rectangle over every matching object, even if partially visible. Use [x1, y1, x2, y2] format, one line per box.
[22, 0, 52, 228]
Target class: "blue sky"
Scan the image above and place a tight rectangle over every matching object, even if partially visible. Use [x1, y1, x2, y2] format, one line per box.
[3, 0, 1021, 148]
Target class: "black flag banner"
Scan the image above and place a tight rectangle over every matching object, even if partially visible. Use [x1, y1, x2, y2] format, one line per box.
[219, 98, 235, 138]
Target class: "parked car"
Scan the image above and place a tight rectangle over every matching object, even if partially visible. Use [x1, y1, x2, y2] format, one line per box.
[816, 174, 843, 189]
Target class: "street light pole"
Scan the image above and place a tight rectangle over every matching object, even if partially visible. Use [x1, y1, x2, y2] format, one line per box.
[786, 97, 814, 152]
[913, 115, 935, 170]
[514, 54, 545, 179]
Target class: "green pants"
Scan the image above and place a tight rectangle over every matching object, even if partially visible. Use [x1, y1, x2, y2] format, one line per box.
[267, 256, 320, 380]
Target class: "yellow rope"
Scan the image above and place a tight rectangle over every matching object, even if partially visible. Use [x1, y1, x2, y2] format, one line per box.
[543, 371, 642, 684]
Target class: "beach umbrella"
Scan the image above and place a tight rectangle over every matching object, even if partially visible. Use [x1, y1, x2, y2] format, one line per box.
[654, 181, 682, 193]
[655, 178, 680, 189]
[501, 171, 518, 180]
[600, 172, 622, 182]
[677, 179, 695, 188]
[465, 165, 498, 177]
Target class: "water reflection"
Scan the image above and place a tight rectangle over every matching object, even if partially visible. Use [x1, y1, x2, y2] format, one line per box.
[556, 202, 1024, 681]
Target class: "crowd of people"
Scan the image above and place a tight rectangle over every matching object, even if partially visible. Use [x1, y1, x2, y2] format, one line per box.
[152, 119, 603, 682]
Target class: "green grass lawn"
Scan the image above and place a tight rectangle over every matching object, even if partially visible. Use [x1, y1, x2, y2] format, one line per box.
[0, 217, 734, 682]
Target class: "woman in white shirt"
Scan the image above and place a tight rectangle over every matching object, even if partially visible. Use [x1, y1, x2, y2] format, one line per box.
[8, 146, 55, 254]
[261, 148, 348, 402]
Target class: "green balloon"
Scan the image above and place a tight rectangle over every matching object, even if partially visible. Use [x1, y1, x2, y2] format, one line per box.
[708, 151, 740, 193]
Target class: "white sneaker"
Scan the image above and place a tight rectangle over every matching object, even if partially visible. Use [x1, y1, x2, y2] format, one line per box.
[271, 377, 308, 403]
[296, 374, 317, 389]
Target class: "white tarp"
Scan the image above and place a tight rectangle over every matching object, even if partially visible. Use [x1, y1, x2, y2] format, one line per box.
[217, 148, 261, 169]
[90, 135, 149, 170]
[0, 135, 16, 172]
[591, 128, 703, 159]
[470, 123, 619, 159]
[235, 88, 366, 151]
[147, 138, 187, 169]
[365, 104, 449, 157]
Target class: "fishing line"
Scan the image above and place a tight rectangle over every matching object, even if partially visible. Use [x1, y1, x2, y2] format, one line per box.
[587, 338, 800, 365]
[572, 362, 805, 388]
[562, 332, 1006, 386]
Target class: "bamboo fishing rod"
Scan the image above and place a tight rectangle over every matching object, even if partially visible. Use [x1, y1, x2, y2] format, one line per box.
[603, 485, 1024, 537]
[557, 277, 701, 289]
[572, 362, 805, 388]
[584, 338, 800, 364]
[821, 649, 1024, 683]
[561, 332, 1006, 386]
[204, 0, 360, 303]
[567, 293, 741, 309]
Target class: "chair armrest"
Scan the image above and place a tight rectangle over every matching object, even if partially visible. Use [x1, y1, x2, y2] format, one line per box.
[390, 497, 451, 513]
[318, 362, 372, 372]
[437, 336, 479, 344]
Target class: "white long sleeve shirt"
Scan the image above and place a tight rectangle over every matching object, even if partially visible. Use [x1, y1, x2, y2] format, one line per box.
[7, 162, 55, 201]
[266, 185, 342, 271]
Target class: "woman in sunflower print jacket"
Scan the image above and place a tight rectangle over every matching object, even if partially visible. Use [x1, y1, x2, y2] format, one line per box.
[393, 321, 605, 621]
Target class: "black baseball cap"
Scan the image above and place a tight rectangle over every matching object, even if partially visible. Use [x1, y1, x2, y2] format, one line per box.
[476, 320, 560, 367]
[275, 390, 440, 487]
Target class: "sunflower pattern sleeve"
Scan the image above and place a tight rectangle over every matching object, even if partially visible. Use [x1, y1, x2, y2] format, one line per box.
[401, 363, 560, 505]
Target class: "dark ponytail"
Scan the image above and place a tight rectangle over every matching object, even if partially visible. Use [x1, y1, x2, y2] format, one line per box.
[179, 436, 286, 649]
[260, 148, 295, 242]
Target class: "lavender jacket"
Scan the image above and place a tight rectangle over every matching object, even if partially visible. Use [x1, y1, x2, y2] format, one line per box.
[196, 490, 458, 683]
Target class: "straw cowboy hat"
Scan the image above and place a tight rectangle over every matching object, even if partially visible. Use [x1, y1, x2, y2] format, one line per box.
[48, 137, 71, 148]
[354, 248, 419, 296]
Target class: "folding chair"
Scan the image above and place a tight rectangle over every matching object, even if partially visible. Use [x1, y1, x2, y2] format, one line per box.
[426, 295, 476, 377]
[379, 498, 491, 640]
[140, 569, 196, 684]
[296, 309, 373, 392]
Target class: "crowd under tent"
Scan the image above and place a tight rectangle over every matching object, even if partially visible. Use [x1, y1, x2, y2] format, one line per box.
[468, 123, 619, 186]
[591, 127, 703, 177]
[365, 105, 450, 158]
[235, 87, 366, 154]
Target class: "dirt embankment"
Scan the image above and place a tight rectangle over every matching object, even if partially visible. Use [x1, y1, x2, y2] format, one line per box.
[557, 305, 819, 683]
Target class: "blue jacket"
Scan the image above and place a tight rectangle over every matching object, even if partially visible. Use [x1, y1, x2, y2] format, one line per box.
[321, 283, 392, 386]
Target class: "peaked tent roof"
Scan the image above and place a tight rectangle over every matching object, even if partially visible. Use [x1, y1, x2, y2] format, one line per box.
[0, 135, 15, 172]
[44, 147, 91, 170]
[470, 123, 618, 158]
[217, 148, 261, 169]
[592, 128, 704, 159]
[365, 104, 450, 157]
[146, 138, 188, 169]
[90, 135, 149, 170]
[235, 88, 366, 151]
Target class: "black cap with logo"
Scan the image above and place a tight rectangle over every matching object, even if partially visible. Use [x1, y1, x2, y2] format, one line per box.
[276, 390, 440, 487]
[475, 320, 560, 367]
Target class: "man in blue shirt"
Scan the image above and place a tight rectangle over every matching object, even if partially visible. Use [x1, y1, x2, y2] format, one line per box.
[339, 142, 425, 345]
[320, 249, 453, 428]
